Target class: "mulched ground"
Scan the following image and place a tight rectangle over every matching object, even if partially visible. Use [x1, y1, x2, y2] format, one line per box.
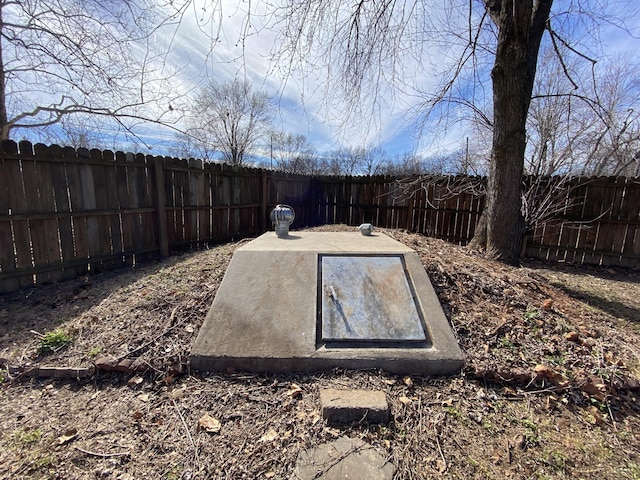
[1, 225, 639, 479]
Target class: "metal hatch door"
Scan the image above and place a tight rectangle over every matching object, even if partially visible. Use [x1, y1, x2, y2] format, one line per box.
[319, 255, 429, 346]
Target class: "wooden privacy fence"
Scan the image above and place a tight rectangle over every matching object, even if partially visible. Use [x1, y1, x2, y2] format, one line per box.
[524, 176, 640, 267]
[0, 141, 639, 292]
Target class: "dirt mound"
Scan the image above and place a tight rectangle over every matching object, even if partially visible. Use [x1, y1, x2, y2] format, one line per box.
[1, 226, 638, 479]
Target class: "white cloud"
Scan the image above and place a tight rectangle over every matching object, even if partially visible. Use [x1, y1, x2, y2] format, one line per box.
[25, 0, 640, 160]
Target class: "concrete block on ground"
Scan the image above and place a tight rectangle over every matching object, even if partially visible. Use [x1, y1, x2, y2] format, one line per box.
[320, 388, 389, 424]
[293, 436, 395, 480]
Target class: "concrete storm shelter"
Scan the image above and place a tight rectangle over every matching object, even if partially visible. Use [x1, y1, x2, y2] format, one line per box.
[191, 215, 464, 375]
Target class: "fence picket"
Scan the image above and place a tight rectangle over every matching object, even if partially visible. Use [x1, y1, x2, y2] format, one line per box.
[1, 144, 638, 290]
[0, 142, 21, 292]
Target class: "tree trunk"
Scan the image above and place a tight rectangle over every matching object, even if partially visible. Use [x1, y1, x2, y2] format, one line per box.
[472, 0, 552, 265]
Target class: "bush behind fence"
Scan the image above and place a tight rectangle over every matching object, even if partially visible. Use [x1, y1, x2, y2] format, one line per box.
[0, 141, 638, 292]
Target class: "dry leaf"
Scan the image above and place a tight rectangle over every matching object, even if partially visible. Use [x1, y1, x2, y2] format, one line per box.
[169, 387, 186, 399]
[132, 411, 143, 420]
[265, 472, 276, 478]
[56, 428, 77, 446]
[324, 426, 340, 438]
[399, 396, 412, 405]
[137, 393, 150, 402]
[383, 379, 396, 385]
[441, 398, 454, 407]
[198, 414, 221, 433]
[287, 383, 303, 398]
[127, 376, 144, 387]
[541, 299, 554, 311]
[403, 376, 414, 388]
[501, 387, 517, 396]
[533, 364, 554, 377]
[586, 406, 604, 426]
[565, 331, 580, 342]
[604, 351, 625, 367]
[259, 429, 279, 443]
[185, 324, 195, 333]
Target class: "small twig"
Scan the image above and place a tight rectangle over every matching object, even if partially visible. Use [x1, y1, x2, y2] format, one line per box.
[433, 425, 448, 473]
[521, 385, 568, 395]
[171, 398, 199, 463]
[597, 341, 618, 436]
[113, 306, 184, 362]
[74, 446, 130, 458]
[310, 445, 364, 480]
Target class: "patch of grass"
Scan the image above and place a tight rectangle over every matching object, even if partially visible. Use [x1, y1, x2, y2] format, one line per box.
[620, 462, 640, 479]
[445, 406, 462, 418]
[12, 428, 42, 445]
[543, 449, 569, 474]
[500, 337, 515, 348]
[29, 452, 56, 471]
[520, 418, 537, 431]
[544, 353, 566, 367]
[166, 465, 183, 480]
[38, 328, 72, 355]
[88, 346, 102, 357]
[524, 307, 541, 323]
[8, 428, 58, 475]
[481, 418, 498, 434]
[519, 417, 541, 446]
[553, 317, 573, 335]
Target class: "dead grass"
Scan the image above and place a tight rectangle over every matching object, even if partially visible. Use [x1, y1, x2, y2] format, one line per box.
[1, 226, 639, 479]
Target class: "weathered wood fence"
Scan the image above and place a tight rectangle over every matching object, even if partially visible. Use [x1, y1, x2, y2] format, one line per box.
[1, 142, 638, 292]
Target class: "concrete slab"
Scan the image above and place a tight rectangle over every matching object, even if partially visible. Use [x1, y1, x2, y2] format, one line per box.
[293, 437, 395, 480]
[190, 232, 464, 375]
[320, 388, 389, 424]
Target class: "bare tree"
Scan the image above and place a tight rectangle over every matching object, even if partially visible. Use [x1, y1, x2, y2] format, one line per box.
[40, 116, 108, 150]
[270, 0, 633, 264]
[185, 79, 274, 165]
[321, 145, 389, 176]
[270, 132, 318, 173]
[324, 147, 362, 176]
[0, 0, 187, 142]
[524, 50, 640, 177]
[579, 59, 640, 177]
[360, 145, 387, 176]
[170, 131, 219, 163]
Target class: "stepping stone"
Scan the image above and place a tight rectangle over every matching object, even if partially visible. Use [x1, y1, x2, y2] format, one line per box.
[293, 436, 395, 480]
[320, 388, 389, 424]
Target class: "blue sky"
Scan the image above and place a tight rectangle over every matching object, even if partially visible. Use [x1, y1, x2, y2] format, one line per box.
[152, 0, 640, 160]
[18, 0, 640, 161]
[135, 0, 480, 158]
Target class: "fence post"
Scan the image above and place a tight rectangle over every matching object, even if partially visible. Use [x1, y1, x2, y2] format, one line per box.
[406, 188, 416, 232]
[154, 156, 169, 257]
[261, 170, 268, 232]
